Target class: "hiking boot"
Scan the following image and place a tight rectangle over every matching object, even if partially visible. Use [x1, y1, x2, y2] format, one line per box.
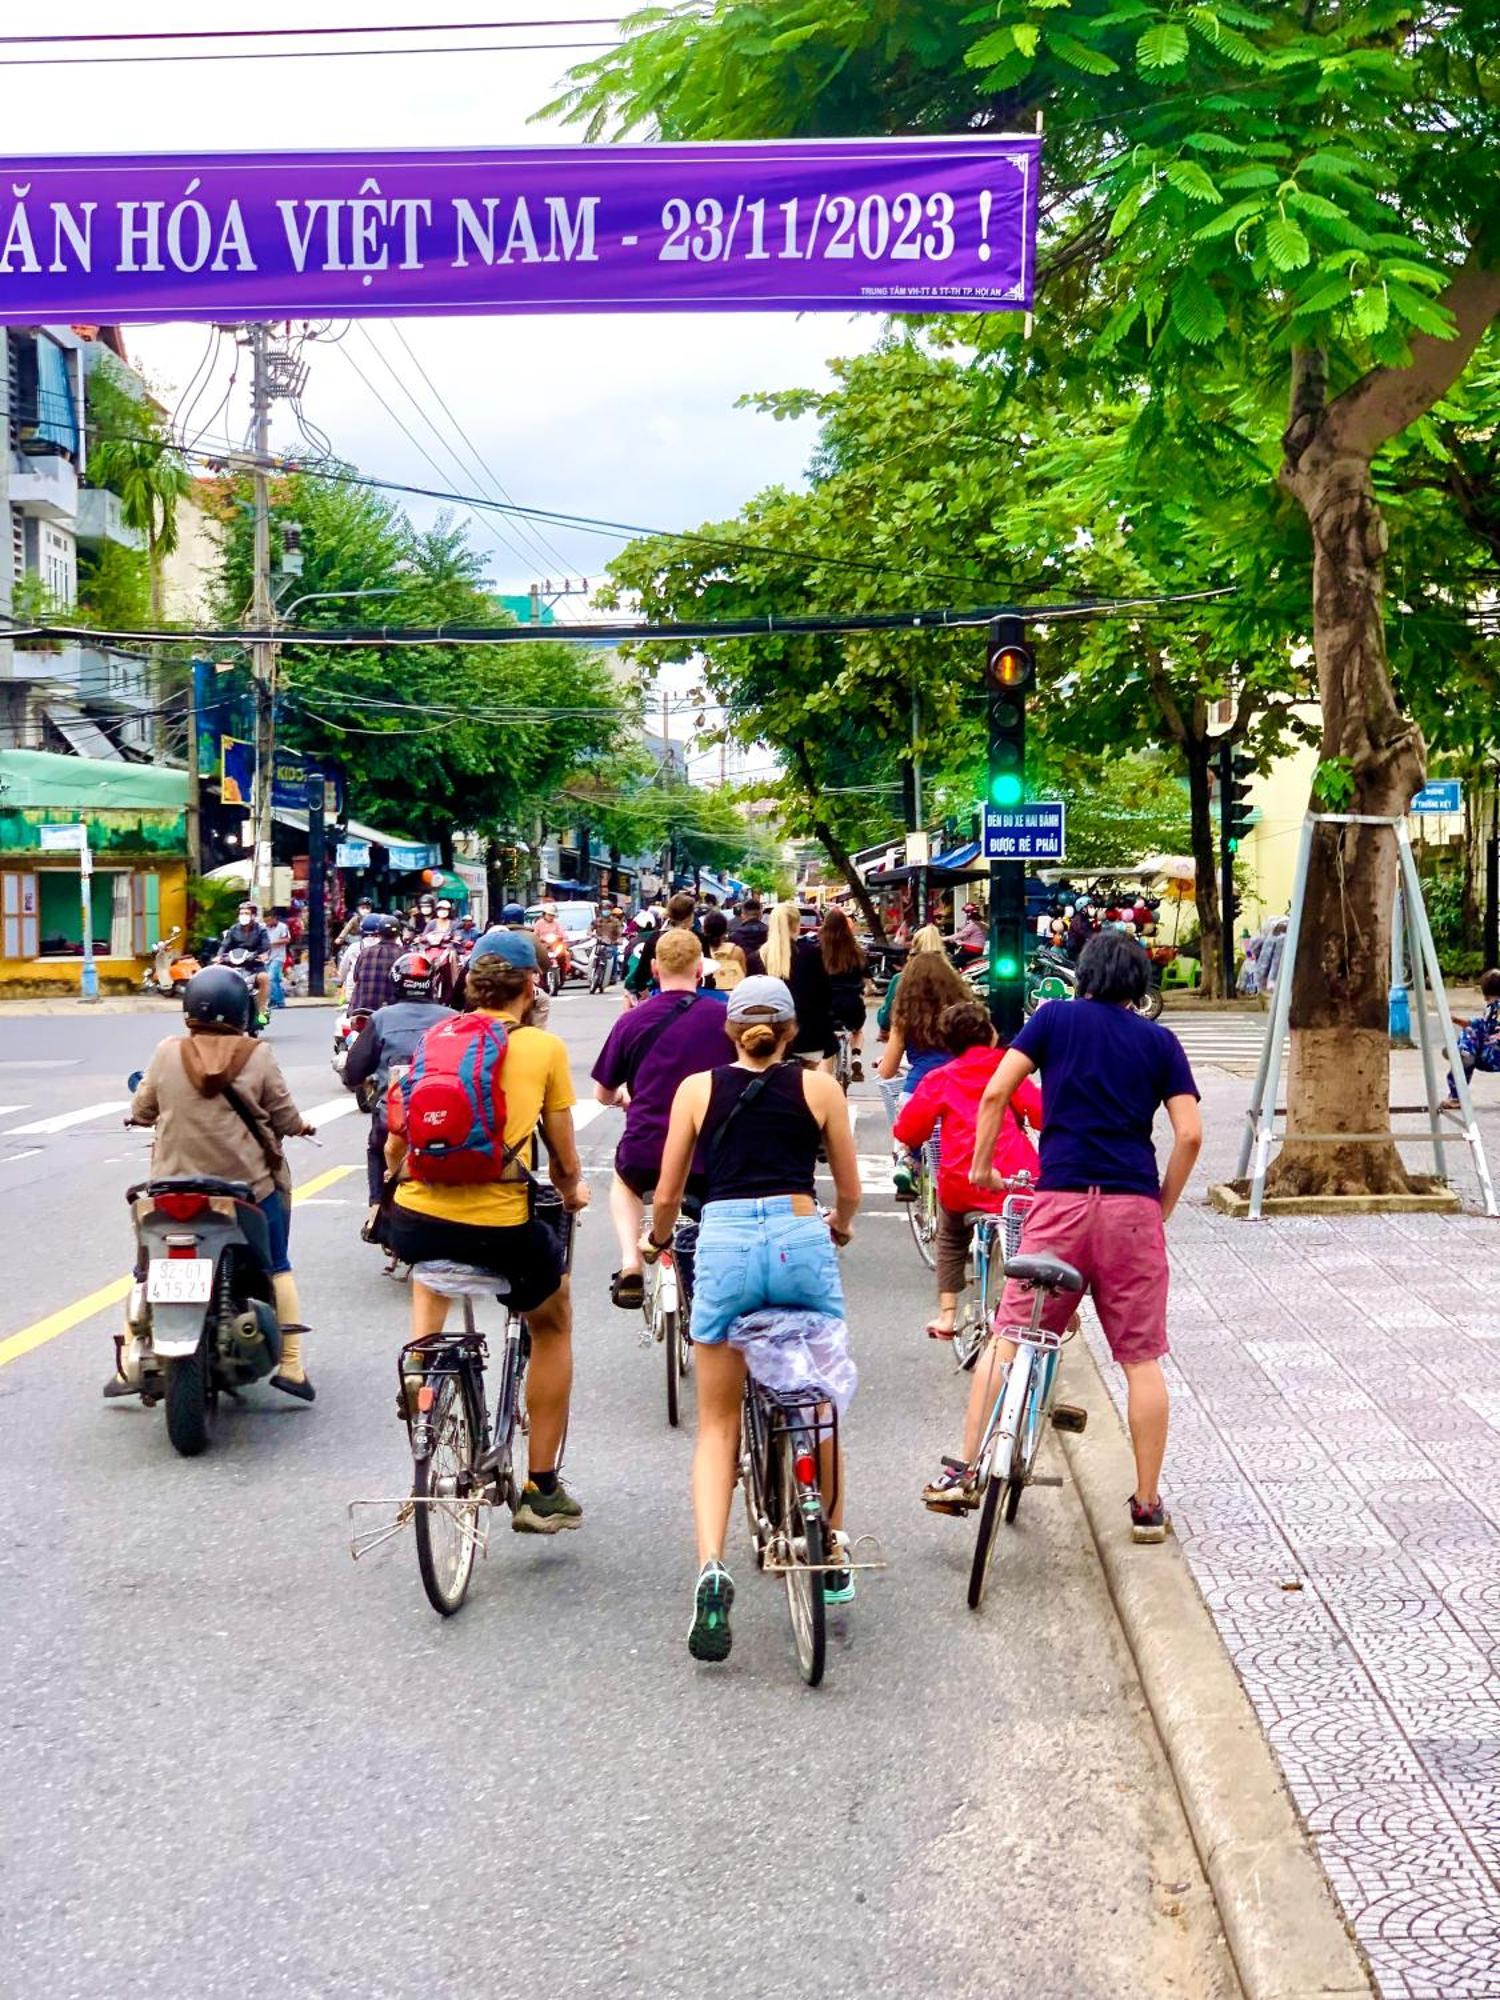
[688, 1559, 735, 1662]
[512, 1480, 583, 1534]
[922, 1457, 980, 1514]
[1129, 1494, 1171, 1544]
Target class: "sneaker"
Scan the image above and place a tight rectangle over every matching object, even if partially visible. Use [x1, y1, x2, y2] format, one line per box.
[823, 1529, 856, 1605]
[892, 1161, 917, 1202]
[688, 1559, 735, 1661]
[1129, 1494, 1171, 1544]
[922, 1457, 980, 1514]
[512, 1480, 584, 1534]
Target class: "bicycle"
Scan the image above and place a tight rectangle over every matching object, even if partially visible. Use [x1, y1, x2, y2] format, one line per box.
[642, 1209, 697, 1429]
[738, 1376, 841, 1686]
[833, 1027, 855, 1094]
[966, 1249, 1085, 1612]
[950, 1178, 1034, 1373]
[349, 1204, 575, 1617]
[907, 1134, 941, 1269]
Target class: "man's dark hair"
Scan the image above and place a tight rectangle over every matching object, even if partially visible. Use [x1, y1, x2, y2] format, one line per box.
[1482, 969, 1500, 1000]
[1075, 930, 1150, 1005]
[701, 908, 729, 948]
[667, 890, 697, 926]
[740, 898, 762, 919]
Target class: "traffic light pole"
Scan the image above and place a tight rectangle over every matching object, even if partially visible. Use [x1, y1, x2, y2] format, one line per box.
[986, 617, 1032, 1040]
[1218, 737, 1236, 996]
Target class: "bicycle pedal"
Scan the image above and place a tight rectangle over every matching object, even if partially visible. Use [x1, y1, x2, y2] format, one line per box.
[1050, 1404, 1088, 1433]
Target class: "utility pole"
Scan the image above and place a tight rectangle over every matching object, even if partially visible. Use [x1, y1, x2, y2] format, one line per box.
[184, 659, 202, 878]
[247, 323, 276, 916]
[1486, 770, 1499, 970]
[306, 771, 327, 998]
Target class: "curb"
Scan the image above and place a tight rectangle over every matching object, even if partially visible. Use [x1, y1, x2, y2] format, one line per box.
[1059, 1340, 1374, 2000]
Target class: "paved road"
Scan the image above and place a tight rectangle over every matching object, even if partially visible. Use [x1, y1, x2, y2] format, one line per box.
[0, 995, 1236, 2000]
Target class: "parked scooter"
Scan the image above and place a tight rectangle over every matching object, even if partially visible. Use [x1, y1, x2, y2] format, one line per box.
[116, 1142, 285, 1457]
[141, 928, 201, 998]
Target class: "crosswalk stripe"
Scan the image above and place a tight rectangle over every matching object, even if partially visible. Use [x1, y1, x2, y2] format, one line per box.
[5, 1100, 130, 1137]
[0, 1106, 28, 1121]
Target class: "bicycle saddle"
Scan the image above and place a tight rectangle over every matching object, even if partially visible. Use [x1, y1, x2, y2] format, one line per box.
[1003, 1252, 1083, 1293]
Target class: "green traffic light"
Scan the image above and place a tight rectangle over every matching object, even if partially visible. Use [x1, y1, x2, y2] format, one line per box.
[989, 772, 1024, 808]
[994, 953, 1020, 979]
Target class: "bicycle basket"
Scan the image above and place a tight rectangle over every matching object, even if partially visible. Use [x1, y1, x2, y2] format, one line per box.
[1000, 1192, 1033, 1265]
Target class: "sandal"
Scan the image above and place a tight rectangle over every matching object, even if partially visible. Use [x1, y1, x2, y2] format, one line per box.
[610, 1269, 646, 1310]
[925, 1318, 956, 1341]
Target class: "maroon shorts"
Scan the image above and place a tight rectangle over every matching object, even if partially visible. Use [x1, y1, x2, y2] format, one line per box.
[996, 1189, 1169, 1366]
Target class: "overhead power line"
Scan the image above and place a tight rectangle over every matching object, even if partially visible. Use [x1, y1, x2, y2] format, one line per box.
[0, 37, 616, 67]
[0, 17, 624, 44]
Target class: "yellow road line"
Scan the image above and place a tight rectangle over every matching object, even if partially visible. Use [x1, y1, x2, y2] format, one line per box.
[0, 1164, 356, 1371]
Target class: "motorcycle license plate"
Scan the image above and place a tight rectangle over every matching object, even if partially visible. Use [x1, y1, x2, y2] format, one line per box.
[146, 1258, 214, 1304]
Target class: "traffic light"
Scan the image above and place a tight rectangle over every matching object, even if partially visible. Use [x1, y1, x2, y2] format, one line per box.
[986, 622, 1034, 811]
[1225, 750, 1256, 851]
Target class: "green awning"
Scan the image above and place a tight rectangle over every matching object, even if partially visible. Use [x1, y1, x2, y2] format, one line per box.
[0, 748, 188, 812]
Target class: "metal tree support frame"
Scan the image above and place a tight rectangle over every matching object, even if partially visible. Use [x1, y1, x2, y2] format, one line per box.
[1236, 813, 1499, 1221]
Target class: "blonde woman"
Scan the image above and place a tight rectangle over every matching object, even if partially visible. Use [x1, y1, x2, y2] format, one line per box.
[648, 976, 862, 1662]
[762, 901, 836, 1067]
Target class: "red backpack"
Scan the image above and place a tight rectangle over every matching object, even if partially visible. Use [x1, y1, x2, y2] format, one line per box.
[394, 1014, 518, 1185]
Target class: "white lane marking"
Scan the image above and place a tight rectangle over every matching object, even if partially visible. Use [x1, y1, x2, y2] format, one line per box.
[6, 1100, 129, 1137]
[571, 1100, 604, 1133]
[0, 1149, 42, 1167]
[0, 1106, 27, 1120]
[0, 1059, 79, 1069]
[300, 1094, 364, 1127]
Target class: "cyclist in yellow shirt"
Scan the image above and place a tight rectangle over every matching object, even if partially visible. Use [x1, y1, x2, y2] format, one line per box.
[387, 930, 590, 1532]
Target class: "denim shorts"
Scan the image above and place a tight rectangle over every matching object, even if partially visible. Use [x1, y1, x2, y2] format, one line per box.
[690, 1196, 844, 1347]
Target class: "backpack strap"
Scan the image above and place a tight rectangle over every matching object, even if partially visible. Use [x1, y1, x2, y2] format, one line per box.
[708, 1070, 771, 1166]
[620, 993, 698, 1093]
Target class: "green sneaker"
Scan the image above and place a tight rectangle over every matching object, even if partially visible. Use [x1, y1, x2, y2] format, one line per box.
[687, 1559, 735, 1662]
[892, 1161, 917, 1202]
[512, 1480, 583, 1534]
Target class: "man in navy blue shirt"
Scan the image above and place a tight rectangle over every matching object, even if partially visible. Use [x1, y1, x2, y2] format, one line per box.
[926, 932, 1201, 1542]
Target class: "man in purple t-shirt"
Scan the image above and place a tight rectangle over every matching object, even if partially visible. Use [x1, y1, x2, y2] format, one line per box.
[592, 925, 730, 1309]
[934, 932, 1202, 1544]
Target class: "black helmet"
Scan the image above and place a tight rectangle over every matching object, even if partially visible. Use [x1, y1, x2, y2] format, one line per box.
[183, 965, 253, 1033]
[391, 950, 439, 1001]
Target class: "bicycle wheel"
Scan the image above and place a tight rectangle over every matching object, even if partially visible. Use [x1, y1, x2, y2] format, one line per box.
[664, 1306, 682, 1428]
[413, 1365, 481, 1616]
[968, 1472, 1006, 1609]
[908, 1152, 939, 1270]
[1006, 1348, 1058, 1523]
[777, 1436, 827, 1686]
[968, 1348, 1030, 1609]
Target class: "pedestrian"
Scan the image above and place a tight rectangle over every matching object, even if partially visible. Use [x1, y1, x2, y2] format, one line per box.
[1445, 968, 1500, 1106]
[265, 907, 292, 1010]
[728, 896, 768, 975]
[763, 901, 836, 1067]
[951, 932, 1202, 1541]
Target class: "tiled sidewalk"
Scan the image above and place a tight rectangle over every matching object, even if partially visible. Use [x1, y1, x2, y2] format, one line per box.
[1086, 1071, 1500, 1998]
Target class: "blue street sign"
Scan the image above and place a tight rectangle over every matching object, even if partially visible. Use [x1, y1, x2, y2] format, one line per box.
[1411, 780, 1462, 815]
[983, 800, 1066, 862]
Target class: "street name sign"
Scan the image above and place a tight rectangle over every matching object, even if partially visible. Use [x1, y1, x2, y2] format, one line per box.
[983, 801, 1066, 862]
[1411, 781, 1462, 814]
[0, 141, 1041, 322]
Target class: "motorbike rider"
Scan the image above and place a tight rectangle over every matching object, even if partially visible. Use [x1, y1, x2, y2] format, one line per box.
[344, 913, 405, 1016]
[423, 899, 456, 947]
[335, 897, 374, 954]
[217, 900, 273, 1025]
[106, 965, 318, 1401]
[533, 899, 571, 983]
[591, 901, 625, 987]
[343, 950, 454, 1240]
[951, 902, 987, 958]
[454, 908, 551, 1025]
[625, 890, 699, 1002]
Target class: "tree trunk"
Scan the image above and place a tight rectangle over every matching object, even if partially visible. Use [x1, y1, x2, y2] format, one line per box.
[1185, 740, 1222, 1000]
[1272, 441, 1426, 1195]
[789, 738, 885, 939]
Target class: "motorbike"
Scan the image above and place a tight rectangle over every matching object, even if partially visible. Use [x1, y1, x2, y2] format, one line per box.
[221, 946, 267, 1033]
[1017, 942, 1164, 1021]
[141, 928, 201, 998]
[540, 934, 571, 997]
[117, 1150, 284, 1457]
[332, 1008, 376, 1110]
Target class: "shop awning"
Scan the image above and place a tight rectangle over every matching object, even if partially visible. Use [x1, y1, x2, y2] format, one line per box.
[0, 745, 186, 808]
[42, 702, 123, 761]
[274, 806, 435, 865]
[932, 839, 980, 869]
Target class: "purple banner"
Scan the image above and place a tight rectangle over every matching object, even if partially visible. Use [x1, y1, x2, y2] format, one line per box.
[0, 140, 1039, 324]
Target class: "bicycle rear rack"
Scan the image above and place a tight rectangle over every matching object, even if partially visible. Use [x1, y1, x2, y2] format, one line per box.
[346, 1494, 493, 1563]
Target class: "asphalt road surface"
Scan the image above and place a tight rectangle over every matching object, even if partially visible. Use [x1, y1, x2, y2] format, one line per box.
[0, 992, 1237, 2000]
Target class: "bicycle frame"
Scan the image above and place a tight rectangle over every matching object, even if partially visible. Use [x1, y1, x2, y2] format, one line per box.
[973, 1284, 1062, 1491]
[743, 1383, 841, 1564]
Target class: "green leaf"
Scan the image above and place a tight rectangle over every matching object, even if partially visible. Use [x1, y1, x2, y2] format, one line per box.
[1263, 213, 1311, 270]
[1095, 292, 1144, 355]
[766, 23, 824, 52]
[1170, 268, 1228, 345]
[1289, 273, 1353, 316]
[1192, 195, 1266, 241]
[965, 26, 1018, 68]
[1284, 189, 1350, 225]
[1136, 19, 1188, 69]
[1107, 177, 1152, 239]
[1182, 130, 1247, 154]
[1166, 160, 1223, 204]
[1352, 285, 1390, 336]
[1220, 165, 1281, 189]
[1013, 22, 1040, 57]
[1047, 29, 1120, 74]
[1187, 6, 1261, 66]
[1386, 280, 1455, 338]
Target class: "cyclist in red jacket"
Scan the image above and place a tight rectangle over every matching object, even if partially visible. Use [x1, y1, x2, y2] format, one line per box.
[893, 1000, 1042, 1340]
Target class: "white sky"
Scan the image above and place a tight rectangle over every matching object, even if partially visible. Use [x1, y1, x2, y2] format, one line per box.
[3, 3, 873, 630]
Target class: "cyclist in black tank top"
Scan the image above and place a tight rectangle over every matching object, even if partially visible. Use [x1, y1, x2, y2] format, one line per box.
[646, 975, 862, 1665]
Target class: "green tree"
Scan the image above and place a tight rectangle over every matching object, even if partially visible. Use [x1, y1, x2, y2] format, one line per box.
[85, 360, 190, 621]
[559, 0, 1500, 1193]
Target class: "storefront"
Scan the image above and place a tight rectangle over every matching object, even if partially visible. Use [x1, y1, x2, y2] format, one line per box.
[0, 750, 189, 994]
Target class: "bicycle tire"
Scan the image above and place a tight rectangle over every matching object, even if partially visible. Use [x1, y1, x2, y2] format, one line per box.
[413, 1365, 481, 1616]
[908, 1153, 939, 1271]
[778, 1437, 826, 1687]
[664, 1307, 681, 1428]
[968, 1471, 1005, 1610]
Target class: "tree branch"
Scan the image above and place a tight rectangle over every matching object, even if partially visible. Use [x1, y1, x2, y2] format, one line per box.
[1327, 256, 1500, 461]
[1140, 639, 1189, 744]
